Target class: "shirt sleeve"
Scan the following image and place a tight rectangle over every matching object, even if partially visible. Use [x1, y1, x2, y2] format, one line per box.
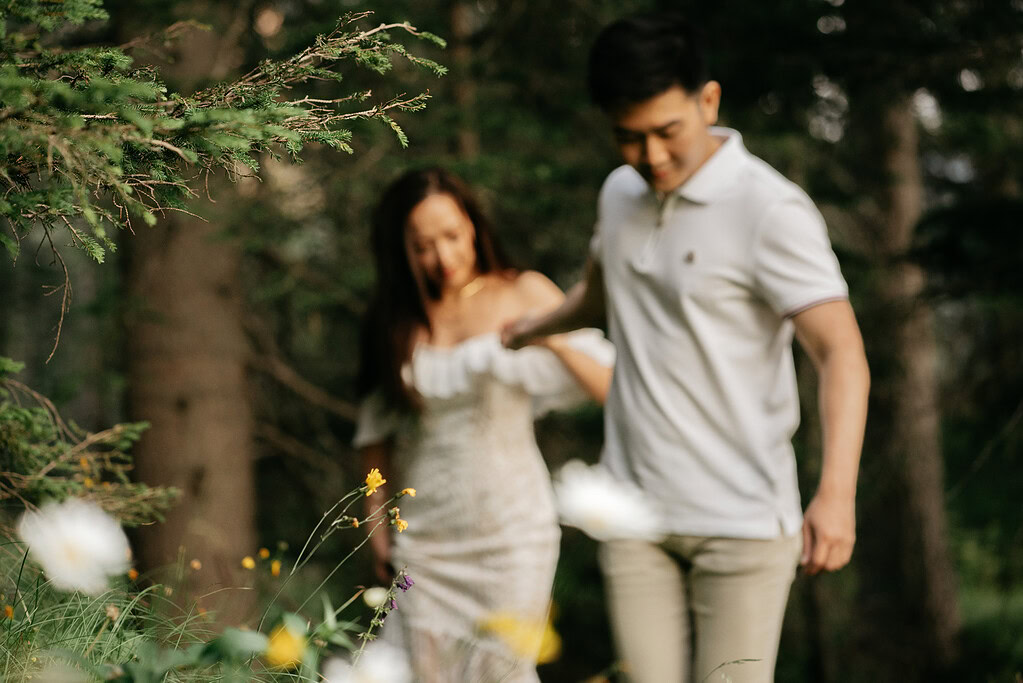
[752, 197, 849, 317]
[351, 389, 402, 449]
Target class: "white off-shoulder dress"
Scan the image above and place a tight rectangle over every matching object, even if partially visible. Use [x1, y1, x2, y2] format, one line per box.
[353, 330, 614, 682]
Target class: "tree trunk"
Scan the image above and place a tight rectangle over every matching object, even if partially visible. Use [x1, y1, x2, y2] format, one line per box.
[124, 20, 257, 624]
[854, 97, 960, 677]
[450, 1, 479, 159]
[792, 351, 841, 683]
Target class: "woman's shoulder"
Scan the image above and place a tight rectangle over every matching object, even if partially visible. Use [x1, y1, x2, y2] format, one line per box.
[508, 270, 564, 310]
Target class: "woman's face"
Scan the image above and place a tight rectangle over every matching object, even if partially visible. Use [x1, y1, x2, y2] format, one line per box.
[405, 192, 478, 296]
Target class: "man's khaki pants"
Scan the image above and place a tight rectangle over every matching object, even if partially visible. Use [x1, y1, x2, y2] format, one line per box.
[599, 533, 801, 683]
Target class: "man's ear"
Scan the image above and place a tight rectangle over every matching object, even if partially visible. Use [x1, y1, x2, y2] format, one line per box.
[700, 80, 722, 126]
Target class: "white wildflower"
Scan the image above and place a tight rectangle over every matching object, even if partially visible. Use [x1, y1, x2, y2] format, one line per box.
[553, 460, 666, 542]
[362, 586, 389, 609]
[322, 641, 412, 683]
[30, 660, 88, 683]
[29, 662, 87, 683]
[17, 499, 131, 595]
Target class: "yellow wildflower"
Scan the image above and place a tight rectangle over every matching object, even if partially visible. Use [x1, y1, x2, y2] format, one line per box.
[4, 605, 13, 619]
[127, 568, 139, 581]
[264, 623, 306, 670]
[241, 556, 256, 570]
[259, 547, 270, 559]
[479, 611, 562, 664]
[364, 468, 386, 496]
[271, 560, 282, 577]
[390, 506, 409, 533]
[401, 487, 417, 498]
[351, 518, 360, 528]
[83, 477, 94, 488]
[79, 457, 90, 471]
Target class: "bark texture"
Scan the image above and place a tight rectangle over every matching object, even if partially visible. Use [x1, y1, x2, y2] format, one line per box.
[124, 18, 257, 624]
[450, 1, 479, 159]
[855, 97, 960, 676]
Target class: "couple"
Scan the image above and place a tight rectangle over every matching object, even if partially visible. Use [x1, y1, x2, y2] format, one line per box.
[353, 11, 869, 683]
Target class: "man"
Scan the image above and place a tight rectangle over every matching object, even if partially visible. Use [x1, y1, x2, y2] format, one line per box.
[503, 12, 870, 683]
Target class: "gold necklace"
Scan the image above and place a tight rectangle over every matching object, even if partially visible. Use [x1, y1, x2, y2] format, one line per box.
[458, 274, 486, 299]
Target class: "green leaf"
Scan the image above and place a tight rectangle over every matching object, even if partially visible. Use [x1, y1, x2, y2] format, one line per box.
[78, 234, 106, 263]
[327, 630, 356, 650]
[380, 115, 409, 149]
[0, 232, 18, 260]
[322, 593, 337, 630]
[0, 357, 26, 378]
[417, 31, 448, 49]
[203, 627, 269, 662]
[281, 611, 308, 634]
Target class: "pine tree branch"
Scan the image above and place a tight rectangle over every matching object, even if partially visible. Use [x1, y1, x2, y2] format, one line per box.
[1, 9, 445, 357]
[255, 423, 341, 474]
[250, 354, 358, 422]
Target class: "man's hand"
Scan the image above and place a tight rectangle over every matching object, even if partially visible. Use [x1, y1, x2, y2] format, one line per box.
[800, 490, 856, 575]
[503, 259, 607, 350]
[501, 315, 541, 350]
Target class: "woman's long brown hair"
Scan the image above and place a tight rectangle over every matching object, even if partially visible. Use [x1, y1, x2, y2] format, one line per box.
[357, 168, 514, 412]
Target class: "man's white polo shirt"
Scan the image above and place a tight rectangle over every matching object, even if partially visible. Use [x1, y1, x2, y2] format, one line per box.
[591, 127, 848, 539]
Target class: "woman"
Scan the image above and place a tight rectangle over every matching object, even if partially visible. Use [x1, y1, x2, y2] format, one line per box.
[353, 168, 613, 682]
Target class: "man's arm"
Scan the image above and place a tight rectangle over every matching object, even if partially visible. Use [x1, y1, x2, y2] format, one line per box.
[511, 271, 613, 403]
[792, 299, 870, 575]
[502, 257, 607, 349]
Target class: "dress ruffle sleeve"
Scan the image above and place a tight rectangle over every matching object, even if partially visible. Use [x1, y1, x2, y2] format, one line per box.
[352, 389, 403, 449]
[408, 329, 615, 417]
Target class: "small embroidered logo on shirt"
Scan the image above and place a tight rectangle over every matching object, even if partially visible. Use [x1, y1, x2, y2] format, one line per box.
[684, 251, 696, 264]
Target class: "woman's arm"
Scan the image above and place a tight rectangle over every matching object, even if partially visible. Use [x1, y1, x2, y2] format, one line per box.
[360, 441, 395, 584]
[538, 333, 612, 404]
[510, 270, 613, 404]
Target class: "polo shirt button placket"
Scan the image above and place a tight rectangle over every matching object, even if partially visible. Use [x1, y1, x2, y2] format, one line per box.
[641, 194, 677, 267]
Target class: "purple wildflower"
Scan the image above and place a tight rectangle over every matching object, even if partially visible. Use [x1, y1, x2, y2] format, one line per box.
[389, 598, 398, 610]
[396, 574, 414, 592]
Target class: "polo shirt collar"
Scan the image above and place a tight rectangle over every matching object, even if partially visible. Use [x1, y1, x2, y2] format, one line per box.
[671, 127, 746, 204]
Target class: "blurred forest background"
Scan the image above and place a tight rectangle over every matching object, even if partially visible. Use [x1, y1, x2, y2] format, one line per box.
[2, 0, 1022, 681]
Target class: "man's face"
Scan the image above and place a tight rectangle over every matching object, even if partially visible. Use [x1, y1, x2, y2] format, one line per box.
[611, 83, 722, 194]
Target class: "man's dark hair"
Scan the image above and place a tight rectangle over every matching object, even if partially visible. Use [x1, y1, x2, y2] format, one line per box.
[588, 12, 708, 113]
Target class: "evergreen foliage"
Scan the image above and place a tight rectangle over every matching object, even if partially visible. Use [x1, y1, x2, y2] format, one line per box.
[0, 2, 444, 642]
[0, 355, 175, 526]
[0, 2, 444, 353]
